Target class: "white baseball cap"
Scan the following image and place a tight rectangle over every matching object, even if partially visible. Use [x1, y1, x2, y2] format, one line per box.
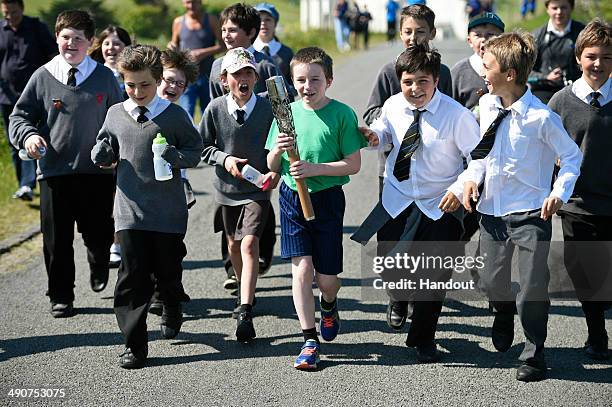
[221, 47, 257, 74]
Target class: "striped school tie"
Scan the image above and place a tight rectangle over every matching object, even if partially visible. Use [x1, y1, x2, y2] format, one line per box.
[470, 108, 510, 160]
[136, 106, 149, 123]
[393, 109, 423, 181]
[67, 68, 78, 87]
[590, 92, 601, 108]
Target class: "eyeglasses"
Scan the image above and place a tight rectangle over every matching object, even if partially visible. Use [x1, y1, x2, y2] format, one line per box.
[162, 77, 187, 89]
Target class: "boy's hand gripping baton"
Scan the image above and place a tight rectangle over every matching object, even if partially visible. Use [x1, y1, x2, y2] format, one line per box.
[266, 76, 315, 221]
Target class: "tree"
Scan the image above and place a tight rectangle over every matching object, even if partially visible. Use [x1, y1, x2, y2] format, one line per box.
[40, 0, 116, 35]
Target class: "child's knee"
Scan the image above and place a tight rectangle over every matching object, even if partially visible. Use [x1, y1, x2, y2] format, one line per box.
[316, 273, 340, 294]
[240, 235, 259, 258]
[227, 237, 241, 254]
[292, 258, 314, 284]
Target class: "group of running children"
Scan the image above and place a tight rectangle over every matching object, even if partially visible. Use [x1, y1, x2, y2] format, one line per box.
[7, 1, 611, 382]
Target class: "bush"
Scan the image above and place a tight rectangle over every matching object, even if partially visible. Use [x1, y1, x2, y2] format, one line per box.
[120, 4, 173, 42]
[40, 0, 116, 35]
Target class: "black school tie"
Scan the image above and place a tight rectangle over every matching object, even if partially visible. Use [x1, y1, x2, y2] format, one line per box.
[67, 68, 78, 87]
[236, 109, 245, 125]
[136, 106, 149, 123]
[590, 92, 601, 108]
[470, 108, 511, 160]
[393, 109, 423, 182]
[262, 45, 271, 56]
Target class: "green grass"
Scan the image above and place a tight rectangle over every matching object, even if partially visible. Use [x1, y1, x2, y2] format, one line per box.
[0, 125, 41, 242]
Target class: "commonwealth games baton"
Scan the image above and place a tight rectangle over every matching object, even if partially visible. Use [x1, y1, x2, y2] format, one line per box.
[266, 76, 315, 221]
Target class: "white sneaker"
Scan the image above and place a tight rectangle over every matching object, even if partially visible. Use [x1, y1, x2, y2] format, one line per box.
[12, 186, 33, 201]
[109, 243, 121, 268]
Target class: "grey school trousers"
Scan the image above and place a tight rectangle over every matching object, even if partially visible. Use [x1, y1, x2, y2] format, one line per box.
[478, 209, 552, 362]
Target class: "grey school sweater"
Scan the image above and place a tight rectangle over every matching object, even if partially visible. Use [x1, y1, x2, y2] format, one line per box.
[91, 103, 203, 234]
[548, 86, 612, 216]
[209, 49, 279, 99]
[200, 95, 273, 205]
[9, 64, 122, 179]
[451, 57, 487, 111]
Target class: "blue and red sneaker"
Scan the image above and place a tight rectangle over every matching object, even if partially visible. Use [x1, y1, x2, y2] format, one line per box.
[319, 294, 340, 341]
[293, 339, 320, 370]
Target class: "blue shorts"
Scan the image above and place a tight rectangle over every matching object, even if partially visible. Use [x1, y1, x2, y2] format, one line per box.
[279, 182, 345, 275]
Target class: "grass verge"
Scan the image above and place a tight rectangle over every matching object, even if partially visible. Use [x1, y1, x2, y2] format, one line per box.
[0, 125, 41, 242]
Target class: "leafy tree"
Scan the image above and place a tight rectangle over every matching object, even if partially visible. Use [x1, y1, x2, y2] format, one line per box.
[40, 0, 116, 35]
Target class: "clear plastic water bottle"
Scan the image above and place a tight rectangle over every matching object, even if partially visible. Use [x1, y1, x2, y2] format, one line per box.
[152, 133, 173, 181]
[18, 146, 46, 161]
[241, 164, 270, 189]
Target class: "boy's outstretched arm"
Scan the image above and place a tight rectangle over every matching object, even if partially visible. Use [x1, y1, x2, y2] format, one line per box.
[454, 158, 487, 213]
[91, 117, 118, 168]
[358, 126, 380, 148]
[290, 150, 361, 179]
[540, 113, 583, 220]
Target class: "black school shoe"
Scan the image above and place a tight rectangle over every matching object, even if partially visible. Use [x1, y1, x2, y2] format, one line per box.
[386, 300, 408, 330]
[415, 342, 441, 363]
[236, 310, 256, 342]
[50, 302, 75, 318]
[516, 359, 547, 382]
[492, 313, 514, 352]
[160, 304, 182, 339]
[585, 338, 610, 360]
[232, 293, 257, 319]
[119, 345, 148, 369]
[149, 300, 163, 316]
[90, 266, 109, 293]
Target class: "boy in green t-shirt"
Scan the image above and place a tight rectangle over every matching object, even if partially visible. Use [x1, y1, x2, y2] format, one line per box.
[266, 47, 368, 370]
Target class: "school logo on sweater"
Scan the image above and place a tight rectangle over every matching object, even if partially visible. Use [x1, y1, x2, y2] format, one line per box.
[96, 93, 104, 104]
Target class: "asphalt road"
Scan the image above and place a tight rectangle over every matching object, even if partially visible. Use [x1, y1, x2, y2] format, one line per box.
[0, 39, 610, 406]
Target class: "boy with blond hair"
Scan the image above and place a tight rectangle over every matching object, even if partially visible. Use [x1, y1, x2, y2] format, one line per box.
[458, 31, 582, 381]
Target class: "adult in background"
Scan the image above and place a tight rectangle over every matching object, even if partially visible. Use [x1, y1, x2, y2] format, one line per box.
[529, 0, 584, 104]
[333, 0, 350, 52]
[0, 0, 56, 200]
[466, 0, 493, 18]
[386, 0, 400, 43]
[170, 0, 224, 117]
[521, 0, 536, 19]
[349, 3, 372, 50]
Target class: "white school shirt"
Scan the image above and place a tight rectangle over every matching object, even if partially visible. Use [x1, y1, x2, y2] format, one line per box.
[455, 89, 582, 217]
[546, 19, 572, 38]
[123, 94, 170, 122]
[226, 92, 257, 121]
[253, 37, 282, 56]
[44, 54, 97, 85]
[370, 90, 481, 220]
[571, 77, 611, 107]
[468, 53, 483, 76]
